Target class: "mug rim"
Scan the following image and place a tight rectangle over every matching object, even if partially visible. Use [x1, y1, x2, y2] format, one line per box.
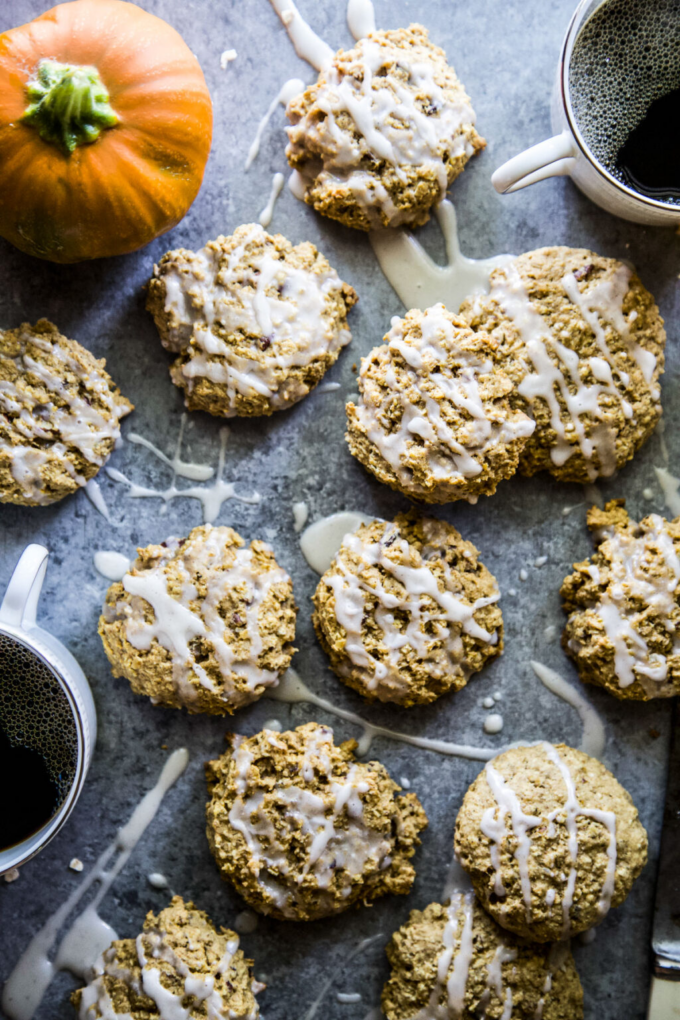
[0, 624, 87, 873]
[559, 0, 680, 216]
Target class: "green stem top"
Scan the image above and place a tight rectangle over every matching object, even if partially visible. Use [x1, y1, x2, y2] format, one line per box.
[22, 59, 118, 155]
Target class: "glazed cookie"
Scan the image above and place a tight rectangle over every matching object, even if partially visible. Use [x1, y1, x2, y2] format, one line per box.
[146, 224, 357, 417]
[346, 305, 535, 503]
[71, 896, 262, 1020]
[382, 894, 583, 1020]
[205, 722, 428, 921]
[285, 25, 484, 230]
[0, 319, 132, 506]
[99, 524, 296, 715]
[561, 499, 680, 700]
[312, 512, 502, 706]
[460, 247, 665, 483]
[454, 743, 648, 942]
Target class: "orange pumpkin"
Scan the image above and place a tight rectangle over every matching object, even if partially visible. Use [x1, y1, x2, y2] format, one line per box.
[0, 0, 213, 263]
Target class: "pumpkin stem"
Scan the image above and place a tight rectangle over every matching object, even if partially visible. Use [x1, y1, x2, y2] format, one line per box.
[22, 59, 118, 155]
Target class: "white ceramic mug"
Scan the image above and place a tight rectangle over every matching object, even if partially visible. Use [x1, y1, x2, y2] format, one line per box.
[0, 545, 97, 875]
[492, 0, 680, 227]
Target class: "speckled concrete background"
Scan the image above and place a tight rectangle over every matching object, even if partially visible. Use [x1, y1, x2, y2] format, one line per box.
[0, 1, 678, 1017]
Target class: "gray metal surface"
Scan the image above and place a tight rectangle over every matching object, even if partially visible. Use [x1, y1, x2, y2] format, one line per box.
[0, 1, 678, 1018]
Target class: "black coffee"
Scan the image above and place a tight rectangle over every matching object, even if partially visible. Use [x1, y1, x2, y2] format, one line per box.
[569, 0, 680, 205]
[0, 633, 78, 850]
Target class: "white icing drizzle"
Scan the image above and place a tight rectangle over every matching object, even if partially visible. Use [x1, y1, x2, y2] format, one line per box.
[336, 992, 362, 1004]
[227, 727, 390, 915]
[529, 661, 605, 759]
[293, 500, 309, 532]
[84, 478, 112, 521]
[246, 80, 305, 170]
[268, 669, 498, 761]
[107, 426, 260, 524]
[353, 303, 534, 498]
[258, 172, 286, 227]
[347, 0, 376, 40]
[128, 418, 214, 481]
[160, 224, 352, 413]
[300, 511, 376, 574]
[78, 924, 248, 1020]
[287, 39, 479, 228]
[220, 49, 237, 69]
[321, 518, 499, 698]
[481, 762, 541, 915]
[316, 380, 341, 393]
[147, 873, 169, 889]
[0, 328, 130, 504]
[580, 515, 680, 692]
[541, 743, 617, 933]
[268, 0, 334, 71]
[488, 262, 657, 479]
[288, 168, 307, 200]
[93, 551, 131, 582]
[106, 527, 290, 706]
[268, 664, 606, 763]
[655, 466, 680, 518]
[370, 200, 514, 313]
[414, 892, 475, 1019]
[483, 714, 503, 735]
[480, 742, 617, 937]
[2, 750, 189, 1020]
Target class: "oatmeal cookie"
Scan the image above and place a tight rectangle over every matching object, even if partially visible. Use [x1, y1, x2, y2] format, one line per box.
[346, 304, 535, 503]
[205, 722, 427, 921]
[454, 743, 647, 942]
[99, 524, 296, 715]
[147, 224, 357, 417]
[460, 248, 665, 482]
[313, 512, 502, 706]
[382, 895, 583, 1020]
[0, 319, 132, 505]
[71, 896, 261, 1020]
[285, 25, 484, 230]
[561, 499, 680, 700]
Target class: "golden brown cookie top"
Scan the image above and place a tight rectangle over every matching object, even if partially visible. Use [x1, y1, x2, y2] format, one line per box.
[382, 895, 584, 1020]
[460, 247, 665, 483]
[454, 742, 648, 942]
[205, 722, 427, 920]
[71, 896, 261, 1020]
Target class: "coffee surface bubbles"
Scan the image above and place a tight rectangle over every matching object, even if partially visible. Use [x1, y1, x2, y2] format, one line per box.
[569, 0, 680, 204]
[0, 633, 78, 849]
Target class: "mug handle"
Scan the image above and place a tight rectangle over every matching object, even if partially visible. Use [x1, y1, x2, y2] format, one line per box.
[0, 544, 49, 629]
[492, 131, 578, 194]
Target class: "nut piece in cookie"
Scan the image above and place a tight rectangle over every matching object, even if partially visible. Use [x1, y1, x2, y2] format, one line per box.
[146, 224, 357, 417]
[98, 524, 297, 715]
[460, 247, 665, 483]
[71, 895, 262, 1020]
[454, 743, 648, 942]
[313, 512, 502, 706]
[346, 305, 535, 504]
[285, 25, 484, 230]
[561, 498, 680, 700]
[382, 894, 583, 1020]
[0, 319, 133, 506]
[205, 722, 428, 921]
